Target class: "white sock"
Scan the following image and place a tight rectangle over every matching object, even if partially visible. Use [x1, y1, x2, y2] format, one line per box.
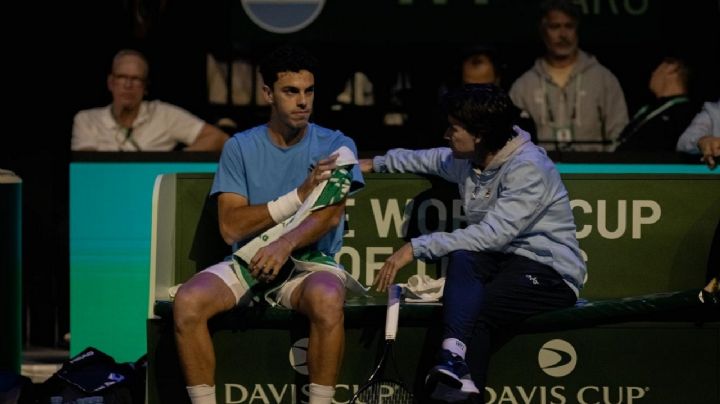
[308, 383, 335, 404]
[442, 338, 467, 359]
[187, 384, 216, 404]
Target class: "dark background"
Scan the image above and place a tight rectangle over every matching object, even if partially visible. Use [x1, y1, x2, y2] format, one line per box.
[1, 0, 719, 348]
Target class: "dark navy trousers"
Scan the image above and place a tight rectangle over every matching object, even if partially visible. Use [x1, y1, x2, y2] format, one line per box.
[441, 250, 577, 390]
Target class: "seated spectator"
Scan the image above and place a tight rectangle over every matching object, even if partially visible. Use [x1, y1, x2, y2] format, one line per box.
[509, 0, 628, 151]
[676, 99, 720, 169]
[440, 45, 537, 143]
[457, 45, 502, 87]
[72, 49, 228, 152]
[616, 57, 695, 152]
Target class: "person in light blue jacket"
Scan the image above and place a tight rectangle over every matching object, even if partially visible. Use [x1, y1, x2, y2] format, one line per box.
[676, 100, 720, 169]
[360, 84, 586, 402]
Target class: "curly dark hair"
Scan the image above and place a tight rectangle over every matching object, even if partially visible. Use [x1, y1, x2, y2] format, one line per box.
[259, 45, 320, 89]
[441, 84, 519, 152]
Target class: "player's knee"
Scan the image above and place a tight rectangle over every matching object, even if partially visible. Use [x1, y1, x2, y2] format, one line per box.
[303, 285, 345, 325]
[173, 286, 207, 331]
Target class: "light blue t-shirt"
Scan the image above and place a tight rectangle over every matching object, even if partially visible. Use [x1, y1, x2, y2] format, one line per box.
[212, 123, 364, 254]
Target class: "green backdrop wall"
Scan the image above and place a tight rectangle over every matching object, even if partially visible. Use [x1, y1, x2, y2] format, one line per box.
[71, 163, 718, 362]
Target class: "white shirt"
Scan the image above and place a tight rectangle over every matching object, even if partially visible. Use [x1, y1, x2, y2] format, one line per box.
[71, 100, 205, 151]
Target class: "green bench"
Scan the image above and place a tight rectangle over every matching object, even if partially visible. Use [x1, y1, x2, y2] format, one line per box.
[152, 288, 715, 332]
[147, 172, 719, 404]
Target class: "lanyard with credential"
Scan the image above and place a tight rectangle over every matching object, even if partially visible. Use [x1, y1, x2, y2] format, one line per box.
[112, 108, 142, 151]
[543, 73, 581, 126]
[120, 127, 141, 151]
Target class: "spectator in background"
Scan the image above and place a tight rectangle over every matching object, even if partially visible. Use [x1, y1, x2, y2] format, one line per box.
[676, 99, 720, 169]
[510, 0, 628, 152]
[72, 49, 228, 151]
[456, 45, 502, 88]
[616, 57, 695, 152]
[437, 45, 537, 144]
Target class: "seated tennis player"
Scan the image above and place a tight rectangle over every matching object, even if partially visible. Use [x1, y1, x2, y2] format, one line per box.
[172, 45, 364, 404]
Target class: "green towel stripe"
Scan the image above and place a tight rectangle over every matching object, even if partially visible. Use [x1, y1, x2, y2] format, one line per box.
[232, 259, 258, 289]
[312, 167, 353, 209]
[231, 163, 356, 300]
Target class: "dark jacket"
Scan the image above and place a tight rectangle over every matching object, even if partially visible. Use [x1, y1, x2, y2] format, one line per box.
[616, 95, 695, 152]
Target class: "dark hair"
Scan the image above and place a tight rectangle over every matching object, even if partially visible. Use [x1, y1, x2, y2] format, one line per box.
[459, 44, 505, 82]
[460, 44, 498, 64]
[259, 45, 320, 89]
[662, 56, 691, 89]
[539, 0, 581, 23]
[441, 84, 519, 152]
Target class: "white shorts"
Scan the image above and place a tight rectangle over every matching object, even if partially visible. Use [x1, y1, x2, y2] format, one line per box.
[201, 261, 344, 309]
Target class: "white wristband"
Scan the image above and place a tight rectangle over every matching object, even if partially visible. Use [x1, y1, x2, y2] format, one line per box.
[267, 188, 302, 223]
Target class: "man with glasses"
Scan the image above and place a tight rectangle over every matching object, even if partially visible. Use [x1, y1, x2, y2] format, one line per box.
[72, 49, 228, 151]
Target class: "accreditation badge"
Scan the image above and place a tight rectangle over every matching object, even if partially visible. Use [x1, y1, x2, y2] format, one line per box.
[554, 127, 573, 143]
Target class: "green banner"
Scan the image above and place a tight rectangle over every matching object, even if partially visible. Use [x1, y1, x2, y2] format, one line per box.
[72, 165, 718, 365]
[148, 320, 719, 403]
[339, 173, 719, 299]
[146, 170, 719, 403]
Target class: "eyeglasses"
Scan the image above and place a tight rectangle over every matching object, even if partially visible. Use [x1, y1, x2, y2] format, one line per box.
[112, 73, 146, 87]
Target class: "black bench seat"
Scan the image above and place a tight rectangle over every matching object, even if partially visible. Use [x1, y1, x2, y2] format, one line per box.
[152, 287, 718, 332]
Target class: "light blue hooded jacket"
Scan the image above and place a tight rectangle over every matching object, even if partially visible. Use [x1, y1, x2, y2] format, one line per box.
[676, 100, 720, 153]
[373, 130, 586, 296]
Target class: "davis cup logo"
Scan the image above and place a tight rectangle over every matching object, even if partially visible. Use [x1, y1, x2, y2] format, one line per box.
[242, 0, 326, 34]
[289, 338, 309, 375]
[538, 339, 577, 377]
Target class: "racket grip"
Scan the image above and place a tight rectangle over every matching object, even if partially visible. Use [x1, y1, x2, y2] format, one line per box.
[385, 284, 402, 340]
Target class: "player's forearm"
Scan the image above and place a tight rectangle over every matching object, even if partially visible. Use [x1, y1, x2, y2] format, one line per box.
[278, 203, 344, 251]
[219, 204, 276, 245]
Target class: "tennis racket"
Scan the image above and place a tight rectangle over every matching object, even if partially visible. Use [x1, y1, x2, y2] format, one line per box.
[350, 284, 414, 403]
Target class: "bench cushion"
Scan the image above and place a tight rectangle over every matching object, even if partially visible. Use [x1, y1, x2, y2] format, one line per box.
[153, 288, 718, 333]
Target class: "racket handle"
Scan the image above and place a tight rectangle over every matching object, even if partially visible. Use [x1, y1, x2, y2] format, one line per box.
[385, 284, 402, 340]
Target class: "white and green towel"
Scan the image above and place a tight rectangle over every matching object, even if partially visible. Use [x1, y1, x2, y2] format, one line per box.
[231, 146, 368, 306]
